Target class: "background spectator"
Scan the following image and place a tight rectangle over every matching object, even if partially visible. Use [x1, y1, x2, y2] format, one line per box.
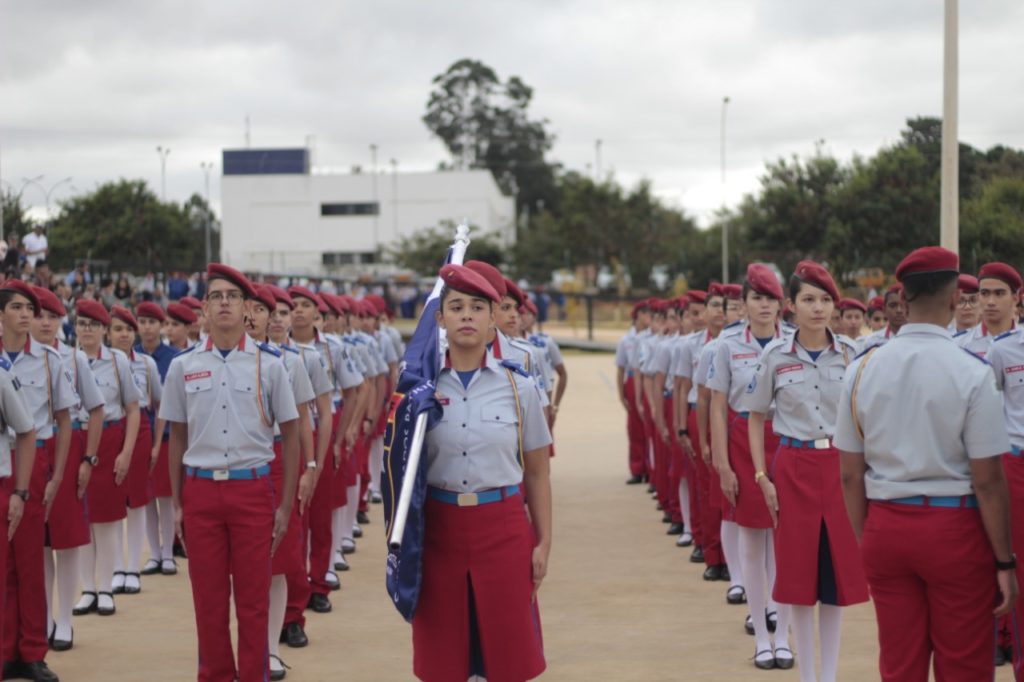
[99, 277, 116, 307]
[31, 259, 51, 288]
[167, 271, 188, 300]
[114, 275, 132, 301]
[22, 224, 48, 268]
[2, 233, 22, 271]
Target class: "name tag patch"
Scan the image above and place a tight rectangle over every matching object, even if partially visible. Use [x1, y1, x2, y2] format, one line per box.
[733, 352, 758, 360]
[1005, 364, 1024, 374]
[776, 364, 803, 376]
[185, 371, 213, 382]
[435, 393, 450, 406]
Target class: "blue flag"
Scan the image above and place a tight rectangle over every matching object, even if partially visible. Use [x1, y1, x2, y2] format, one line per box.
[382, 251, 450, 622]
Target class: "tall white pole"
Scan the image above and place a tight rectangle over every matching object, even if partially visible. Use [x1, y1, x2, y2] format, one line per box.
[371, 144, 379, 256]
[200, 162, 213, 265]
[940, 0, 959, 253]
[156, 146, 170, 200]
[720, 96, 731, 283]
[595, 139, 602, 181]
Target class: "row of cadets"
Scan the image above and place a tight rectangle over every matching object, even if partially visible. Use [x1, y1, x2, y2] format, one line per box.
[139, 301, 193, 577]
[521, 299, 569, 431]
[247, 284, 321, 680]
[0, 280, 79, 682]
[836, 247, 1017, 681]
[639, 299, 673, 528]
[30, 286, 104, 657]
[159, 263, 301, 682]
[707, 271, 790, 656]
[616, 300, 651, 485]
[360, 296, 398, 508]
[856, 283, 907, 353]
[744, 261, 866, 678]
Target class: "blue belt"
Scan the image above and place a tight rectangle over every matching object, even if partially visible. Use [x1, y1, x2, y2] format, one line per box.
[688, 402, 696, 409]
[185, 465, 271, 481]
[428, 485, 520, 508]
[780, 436, 833, 450]
[1011, 445, 1022, 457]
[735, 411, 749, 419]
[274, 435, 282, 443]
[888, 494, 978, 509]
[71, 418, 124, 431]
[333, 398, 342, 409]
[35, 439, 48, 448]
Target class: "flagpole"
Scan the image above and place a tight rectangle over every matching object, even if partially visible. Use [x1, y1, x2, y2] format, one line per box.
[388, 222, 471, 550]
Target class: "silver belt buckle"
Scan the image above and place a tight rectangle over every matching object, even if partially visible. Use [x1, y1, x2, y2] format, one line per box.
[813, 438, 831, 449]
[212, 469, 230, 481]
[456, 493, 478, 507]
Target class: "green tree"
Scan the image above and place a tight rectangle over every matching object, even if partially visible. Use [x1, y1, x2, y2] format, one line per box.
[423, 59, 559, 213]
[961, 176, 1024, 272]
[387, 222, 507, 276]
[0, 190, 36, 243]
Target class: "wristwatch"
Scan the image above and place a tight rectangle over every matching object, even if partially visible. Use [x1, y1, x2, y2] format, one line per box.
[12, 489, 28, 502]
[82, 454, 99, 467]
[754, 471, 768, 483]
[305, 460, 318, 470]
[995, 552, 1019, 569]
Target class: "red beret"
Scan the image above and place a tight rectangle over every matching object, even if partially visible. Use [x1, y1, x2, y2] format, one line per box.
[867, 296, 884, 312]
[746, 264, 784, 300]
[675, 296, 690, 309]
[287, 286, 320, 307]
[465, 261, 508, 300]
[180, 296, 203, 311]
[136, 301, 166, 322]
[504, 278, 527, 306]
[439, 264, 500, 303]
[1, 280, 40, 315]
[318, 294, 341, 316]
[894, 246, 959, 282]
[206, 263, 257, 300]
[793, 260, 840, 303]
[722, 284, 743, 300]
[522, 298, 539, 316]
[264, 285, 294, 310]
[335, 295, 354, 314]
[365, 294, 388, 316]
[708, 283, 726, 299]
[110, 304, 138, 331]
[957, 274, 979, 294]
[838, 298, 867, 314]
[166, 302, 198, 325]
[687, 290, 707, 304]
[978, 262, 1023, 292]
[251, 285, 276, 312]
[32, 286, 65, 317]
[76, 299, 110, 326]
[630, 300, 649, 319]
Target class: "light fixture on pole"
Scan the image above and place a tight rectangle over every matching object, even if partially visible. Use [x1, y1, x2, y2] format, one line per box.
[200, 162, 214, 265]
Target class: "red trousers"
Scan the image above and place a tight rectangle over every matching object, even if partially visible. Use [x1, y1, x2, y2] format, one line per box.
[1000, 452, 1024, 665]
[0, 486, 8, 672]
[623, 376, 646, 478]
[688, 409, 722, 566]
[4, 446, 49, 664]
[307, 442, 336, 597]
[183, 474, 274, 682]
[663, 397, 683, 524]
[862, 501, 997, 682]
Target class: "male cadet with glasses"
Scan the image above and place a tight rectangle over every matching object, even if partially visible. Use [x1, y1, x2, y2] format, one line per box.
[837, 246, 1017, 681]
[160, 265, 300, 682]
[951, 274, 980, 334]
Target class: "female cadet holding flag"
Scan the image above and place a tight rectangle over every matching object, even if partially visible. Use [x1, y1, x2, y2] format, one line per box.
[412, 263, 553, 682]
[745, 262, 867, 682]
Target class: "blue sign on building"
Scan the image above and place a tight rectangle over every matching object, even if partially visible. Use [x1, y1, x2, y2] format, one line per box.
[222, 148, 309, 175]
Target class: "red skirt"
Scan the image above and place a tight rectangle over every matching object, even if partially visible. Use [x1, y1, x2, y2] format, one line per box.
[149, 438, 172, 499]
[727, 414, 778, 529]
[47, 435, 90, 550]
[126, 416, 153, 509]
[269, 441, 303, 576]
[771, 444, 868, 606]
[413, 492, 545, 682]
[84, 421, 128, 524]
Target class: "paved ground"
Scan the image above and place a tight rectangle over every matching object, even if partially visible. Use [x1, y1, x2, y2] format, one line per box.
[58, 352, 1012, 681]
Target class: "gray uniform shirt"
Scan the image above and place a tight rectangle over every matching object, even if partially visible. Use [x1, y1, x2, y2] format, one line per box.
[615, 328, 637, 371]
[707, 323, 784, 411]
[56, 341, 106, 422]
[677, 330, 714, 403]
[833, 323, 1010, 499]
[0, 361, 37, 477]
[127, 349, 162, 411]
[160, 335, 300, 469]
[955, 322, 1010, 359]
[88, 347, 143, 422]
[4, 337, 78, 439]
[744, 333, 857, 439]
[426, 354, 552, 493]
[984, 328, 1024, 449]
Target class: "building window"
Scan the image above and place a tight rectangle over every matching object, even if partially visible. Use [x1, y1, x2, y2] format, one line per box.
[320, 202, 379, 217]
[323, 252, 378, 266]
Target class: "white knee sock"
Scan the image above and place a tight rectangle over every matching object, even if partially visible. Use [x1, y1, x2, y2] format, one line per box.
[92, 522, 121, 593]
[789, 604, 816, 682]
[765, 535, 791, 650]
[678, 479, 692, 532]
[44, 550, 55, 636]
[346, 479, 360, 530]
[332, 508, 345, 551]
[126, 507, 146, 571]
[720, 520, 743, 588]
[55, 548, 79, 638]
[112, 520, 125, 574]
[819, 605, 842, 682]
[79, 532, 97, 593]
[156, 496, 175, 559]
[268, 575, 287, 657]
[145, 500, 161, 560]
[370, 438, 384, 493]
[739, 526, 772, 654]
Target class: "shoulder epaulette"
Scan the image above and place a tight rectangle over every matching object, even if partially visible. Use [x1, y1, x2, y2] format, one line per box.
[960, 347, 990, 365]
[0, 357, 11, 372]
[994, 329, 1018, 342]
[952, 329, 967, 338]
[724, 320, 742, 330]
[258, 342, 282, 357]
[854, 343, 879, 360]
[281, 344, 300, 355]
[762, 336, 788, 355]
[40, 344, 60, 357]
[173, 345, 196, 358]
[499, 360, 530, 378]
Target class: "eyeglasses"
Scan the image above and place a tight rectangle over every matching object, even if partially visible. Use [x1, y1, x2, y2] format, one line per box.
[75, 319, 103, 330]
[958, 296, 979, 308]
[207, 291, 244, 304]
[706, 301, 724, 310]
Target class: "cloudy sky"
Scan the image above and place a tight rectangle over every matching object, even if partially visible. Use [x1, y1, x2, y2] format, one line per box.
[2, 0, 1022, 227]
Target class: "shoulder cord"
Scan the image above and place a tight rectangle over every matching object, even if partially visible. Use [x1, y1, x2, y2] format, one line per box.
[850, 348, 877, 441]
[44, 352, 54, 423]
[254, 348, 272, 428]
[504, 367, 525, 471]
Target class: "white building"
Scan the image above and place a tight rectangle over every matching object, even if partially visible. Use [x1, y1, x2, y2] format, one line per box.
[219, 148, 515, 276]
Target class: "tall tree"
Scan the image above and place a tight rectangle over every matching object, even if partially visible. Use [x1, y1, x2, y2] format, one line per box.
[0, 190, 36, 241]
[388, 222, 506, 276]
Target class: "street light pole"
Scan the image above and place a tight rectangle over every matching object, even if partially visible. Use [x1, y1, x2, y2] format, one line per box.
[371, 144, 379, 255]
[720, 96, 731, 283]
[940, 0, 959, 253]
[156, 146, 171, 200]
[200, 162, 213, 265]
[390, 158, 398, 241]
[595, 139, 602, 181]
[22, 176, 72, 217]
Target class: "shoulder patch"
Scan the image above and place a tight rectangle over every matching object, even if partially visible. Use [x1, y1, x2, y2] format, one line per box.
[499, 360, 530, 378]
[960, 347, 990, 365]
[0, 357, 10, 372]
[258, 342, 282, 358]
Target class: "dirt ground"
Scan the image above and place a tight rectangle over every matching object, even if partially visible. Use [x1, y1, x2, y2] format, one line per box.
[58, 352, 1013, 681]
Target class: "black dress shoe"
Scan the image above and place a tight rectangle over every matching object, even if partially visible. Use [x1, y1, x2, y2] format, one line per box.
[3, 661, 24, 678]
[51, 628, 73, 652]
[97, 592, 116, 616]
[666, 522, 684, 535]
[24, 660, 60, 682]
[660, 512, 671, 522]
[111, 571, 126, 595]
[774, 647, 795, 670]
[719, 564, 731, 582]
[726, 585, 747, 605]
[72, 592, 97, 616]
[282, 622, 308, 648]
[307, 593, 332, 614]
[753, 650, 775, 670]
[689, 546, 704, 563]
[646, 484, 655, 493]
[996, 645, 1007, 667]
[702, 565, 722, 581]
[745, 615, 755, 636]
[351, 526, 363, 539]
[356, 511, 370, 525]
[173, 540, 187, 559]
[625, 475, 643, 485]
[140, 559, 161, 575]
[766, 611, 778, 633]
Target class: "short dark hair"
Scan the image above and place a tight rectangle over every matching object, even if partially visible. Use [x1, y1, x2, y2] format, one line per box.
[439, 285, 492, 308]
[902, 271, 958, 302]
[787, 274, 829, 301]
